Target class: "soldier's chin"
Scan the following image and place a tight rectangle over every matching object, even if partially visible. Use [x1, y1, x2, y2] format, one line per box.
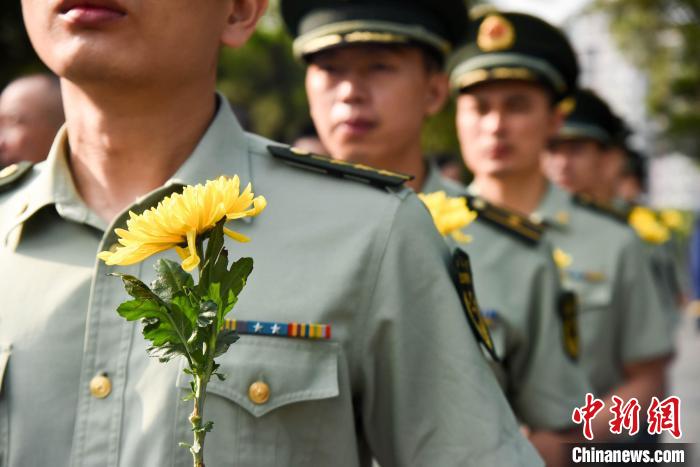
[43, 48, 145, 89]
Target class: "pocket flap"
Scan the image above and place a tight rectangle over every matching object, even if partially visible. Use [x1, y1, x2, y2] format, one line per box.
[176, 337, 339, 417]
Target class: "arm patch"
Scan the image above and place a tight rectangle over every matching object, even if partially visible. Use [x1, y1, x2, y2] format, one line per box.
[268, 145, 412, 189]
[453, 249, 499, 361]
[559, 290, 580, 361]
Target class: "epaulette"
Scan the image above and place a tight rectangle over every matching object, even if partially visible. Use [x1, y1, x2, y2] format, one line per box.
[465, 195, 543, 245]
[268, 145, 412, 189]
[573, 194, 628, 224]
[0, 162, 34, 193]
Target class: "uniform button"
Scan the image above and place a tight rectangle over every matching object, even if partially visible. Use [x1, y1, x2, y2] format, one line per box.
[248, 381, 270, 405]
[90, 374, 112, 399]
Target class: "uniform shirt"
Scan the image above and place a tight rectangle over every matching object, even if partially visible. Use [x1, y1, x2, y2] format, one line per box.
[614, 199, 683, 326]
[0, 97, 541, 467]
[534, 184, 674, 396]
[423, 168, 592, 431]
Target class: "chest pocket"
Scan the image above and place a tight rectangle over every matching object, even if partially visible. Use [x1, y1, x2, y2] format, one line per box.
[173, 337, 341, 467]
[0, 344, 11, 467]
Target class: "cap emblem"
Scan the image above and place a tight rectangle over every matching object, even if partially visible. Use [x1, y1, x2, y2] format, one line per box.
[477, 14, 515, 52]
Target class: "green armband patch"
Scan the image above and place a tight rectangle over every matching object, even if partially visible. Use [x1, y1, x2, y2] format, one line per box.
[559, 290, 580, 361]
[453, 249, 499, 361]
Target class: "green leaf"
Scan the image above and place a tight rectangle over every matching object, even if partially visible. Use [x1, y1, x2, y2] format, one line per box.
[193, 421, 214, 433]
[113, 279, 192, 364]
[214, 329, 239, 357]
[113, 273, 163, 302]
[116, 299, 163, 322]
[197, 300, 218, 328]
[172, 294, 199, 329]
[223, 257, 253, 299]
[198, 220, 227, 294]
[151, 258, 194, 302]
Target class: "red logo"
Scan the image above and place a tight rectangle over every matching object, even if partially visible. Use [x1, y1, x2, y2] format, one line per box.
[609, 396, 641, 436]
[572, 394, 683, 440]
[572, 393, 605, 440]
[647, 396, 682, 439]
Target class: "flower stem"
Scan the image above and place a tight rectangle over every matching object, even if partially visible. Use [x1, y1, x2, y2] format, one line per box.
[190, 374, 209, 467]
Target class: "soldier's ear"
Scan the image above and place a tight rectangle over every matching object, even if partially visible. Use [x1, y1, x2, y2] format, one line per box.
[425, 72, 449, 117]
[220, 0, 269, 49]
[548, 104, 565, 138]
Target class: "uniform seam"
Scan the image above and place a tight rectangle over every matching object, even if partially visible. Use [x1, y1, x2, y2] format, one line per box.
[351, 196, 402, 419]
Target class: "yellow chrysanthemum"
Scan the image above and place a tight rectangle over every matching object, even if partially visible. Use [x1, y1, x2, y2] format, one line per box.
[98, 176, 266, 272]
[552, 248, 573, 270]
[628, 206, 670, 245]
[418, 191, 477, 243]
[659, 209, 687, 234]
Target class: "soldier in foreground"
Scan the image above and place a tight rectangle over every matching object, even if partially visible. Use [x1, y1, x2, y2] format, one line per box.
[0, 0, 538, 465]
[287, 0, 590, 463]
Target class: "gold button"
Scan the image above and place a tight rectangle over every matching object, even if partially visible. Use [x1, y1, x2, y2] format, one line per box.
[248, 381, 270, 405]
[90, 374, 112, 399]
[0, 164, 18, 179]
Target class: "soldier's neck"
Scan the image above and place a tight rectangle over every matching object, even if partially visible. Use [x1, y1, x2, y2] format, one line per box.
[473, 170, 548, 216]
[61, 78, 217, 223]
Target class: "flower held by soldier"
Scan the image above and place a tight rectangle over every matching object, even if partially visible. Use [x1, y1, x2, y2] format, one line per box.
[419, 190, 477, 243]
[98, 175, 266, 271]
[98, 176, 266, 467]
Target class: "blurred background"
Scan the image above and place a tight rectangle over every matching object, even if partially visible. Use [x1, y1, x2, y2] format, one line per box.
[2, 0, 699, 457]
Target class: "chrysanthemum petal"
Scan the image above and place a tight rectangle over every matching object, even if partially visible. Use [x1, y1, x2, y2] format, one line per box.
[97, 176, 266, 268]
[223, 228, 250, 243]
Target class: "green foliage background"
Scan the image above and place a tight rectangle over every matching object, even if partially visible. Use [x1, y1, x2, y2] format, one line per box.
[593, 0, 700, 158]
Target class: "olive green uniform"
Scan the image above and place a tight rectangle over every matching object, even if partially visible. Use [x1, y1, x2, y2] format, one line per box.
[534, 184, 674, 395]
[0, 97, 541, 467]
[423, 167, 591, 430]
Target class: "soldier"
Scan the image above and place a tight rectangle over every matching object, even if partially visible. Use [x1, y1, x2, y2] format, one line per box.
[542, 88, 625, 205]
[0, 73, 64, 168]
[0, 0, 538, 466]
[449, 9, 674, 442]
[285, 0, 591, 462]
[544, 89, 683, 325]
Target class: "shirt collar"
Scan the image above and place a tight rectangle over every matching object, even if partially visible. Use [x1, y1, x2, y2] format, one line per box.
[166, 94, 251, 189]
[421, 161, 467, 196]
[531, 183, 572, 228]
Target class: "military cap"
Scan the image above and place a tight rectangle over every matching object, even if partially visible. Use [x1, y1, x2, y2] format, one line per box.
[448, 10, 579, 102]
[280, 0, 470, 62]
[556, 89, 622, 145]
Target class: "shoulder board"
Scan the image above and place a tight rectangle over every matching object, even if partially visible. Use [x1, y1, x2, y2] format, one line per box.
[267, 145, 412, 189]
[573, 194, 628, 224]
[465, 195, 543, 245]
[0, 162, 34, 193]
